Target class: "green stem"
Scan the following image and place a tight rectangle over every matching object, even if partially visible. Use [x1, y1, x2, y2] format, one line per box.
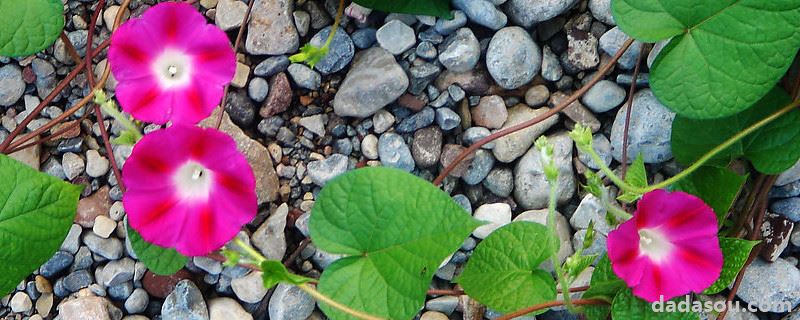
[323, 0, 345, 50]
[604, 194, 633, 221]
[297, 284, 385, 320]
[547, 181, 577, 314]
[94, 91, 142, 141]
[234, 238, 266, 264]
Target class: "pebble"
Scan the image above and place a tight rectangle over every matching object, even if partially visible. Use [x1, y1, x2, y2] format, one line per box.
[10, 292, 32, 313]
[32, 58, 57, 99]
[463, 127, 494, 149]
[472, 95, 508, 129]
[565, 23, 600, 71]
[452, 0, 507, 30]
[253, 56, 290, 77]
[268, 283, 315, 320]
[62, 152, 85, 180]
[86, 150, 110, 178]
[426, 296, 459, 314]
[771, 198, 800, 222]
[581, 80, 626, 113]
[351, 28, 377, 49]
[577, 134, 612, 170]
[463, 149, 495, 185]
[736, 258, 800, 312]
[232, 271, 268, 303]
[397, 107, 436, 133]
[162, 280, 209, 320]
[334, 48, 409, 118]
[61, 224, 82, 254]
[124, 288, 149, 314]
[777, 160, 800, 186]
[40, 251, 74, 278]
[287, 63, 321, 90]
[245, 0, 299, 55]
[569, 194, 612, 235]
[492, 104, 558, 163]
[215, 0, 247, 31]
[376, 20, 416, 55]
[770, 180, 800, 199]
[421, 311, 449, 320]
[379, 132, 415, 172]
[194, 256, 223, 275]
[487, 27, 541, 90]
[600, 29, 643, 71]
[61, 269, 94, 294]
[361, 134, 379, 159]
[473, 203, 512, 239]
[412, 126, 443, 168]
[299, 114, 326, 136]
[514, 133, 576, 209]
[372, 109, 396, 134]
[440, 144, 475, 178]
[484, 168, 514, 197]
[0, 65, 25, 107]
[506, 0, 577, 27]
[83, 233, 124, 260]
[435, 11, 468, 35]
[248, 77, 269, 102]
[259, 73, 292, 118]
[252, 203, 289, 260]
[439, 28, 481, 72]
[307, 154, 349, 186]
[416, 42, 438, 60]
[525, 85, 550, 107]
[541, 46, 563, 82]
[589, 0, 615, 25]
[209, 297, 252, 320]
[76, 186, 111, 228]
[309, 26, 355, 75]
[93, 215, 117, 238]
[58, 296, 121, 320]
[435, 108, 461, 131]
[610, 89, 676, 164]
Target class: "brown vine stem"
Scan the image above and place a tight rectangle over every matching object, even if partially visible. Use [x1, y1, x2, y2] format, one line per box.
[283, 237, 311, 267]
[5, 111, 92, 154]
[496, 298, 608, 320]
[432, 39, 635, 186]
[619, 45, 646, 177]
[213, 0, 256, 129]
[59, 32, 83, 65]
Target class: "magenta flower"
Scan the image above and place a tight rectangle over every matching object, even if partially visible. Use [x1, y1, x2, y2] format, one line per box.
[109, 2, 235, 125]
[607, 189, 723, 302]
[122, 125, 256, 256]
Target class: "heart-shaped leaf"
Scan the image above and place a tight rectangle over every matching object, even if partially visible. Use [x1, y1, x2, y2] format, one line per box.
[127, 223, 188, 275]
[0, 154, 82, 295]
[457, 221, 558, 314]
[0, 0, 65, 57]
[613, 0, 800, 119]
[310, 167, 480, 320]
[671, 87, 800, 174]
[673, 166, 747, 223]
[703, 237, 759, 295]
[618, 154, 647, 203]
[583, 255, 626, 320]
[353, 0, 452, 18]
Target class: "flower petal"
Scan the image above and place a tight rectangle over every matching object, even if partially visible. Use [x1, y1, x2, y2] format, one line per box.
[186, 24, 236, 85]
[169, 78, 224, 124]
[140, 2, 207, 48]
[115, 79, 171, 125]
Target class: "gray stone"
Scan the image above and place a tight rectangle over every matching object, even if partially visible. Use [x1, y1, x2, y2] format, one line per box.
[736, 258, 800, 312]
[379, 132, 415, 172]
[376, 20, 416, 55]
[253, 56, 290, 77]
[361, 134, 379, 159]
[409, 62, 441, 95]
[9, 292, 31, 313]
[351, 28, 377, 49]
[245, 0, 299, 55]
[40, 251, 74, 278]
[268, 283, 315, 320]
[397, 107, 436, 133]
[287, 63, 321, 90]
[162, 280, 209, 320]
[62, 152, 85, 180]
[463, 149, 495, 185]
[193, 257, 223, 275]
[540, 46, 563, 82]
[32, 58, 56, 99]
[577, 134, 612, 170]
[435, 11, 467, 35]
[452, 0, 507, 30]
[525, 84, 550, 107]
[599, 27, 642, 70]
[232, 271, 268, 304]
[439, 28, 480, 72]
[463, 127, 494, 149]
[61, 224, 82, 254]
[569, 194, 612, 235]
[86, 150, 110, 178]
[294, 10, 310, 37]
[209, 297, 252, 320]
[772, 198, 800, 222]
[504, 0, 578, 27]
[57, 296, 121, 320]
[299, 114, 326, 136]
[492, 105, 558, 163]
[215, 0, 248, 31]
[572, 229, 607, 263]
[486, 27, 541, 90]
[514, 209, 574, 264]
[83, 233, 123, 260]
[610, 89, 676, 164]
[309, 26, 355, 75]
[435, 107, 461, 131]
[589, 0, 615, 25]
[0, 65, 24, 107]
[473, 203, 512, 238]
[412, 126, 443, 168]
[62, 270, 94, 293]
[484, 168, 513, 197]
[472, 95, 507, 129]
[426, 296, 459, 314]
[307, 154, 349, 186]
[416, 41, 438, 60]
[252, 203, 289, 260]
[248, 77, 269, 102]
[97, 258, 135, 287]
[770, 180, 800, 199]
[334, 48, 409, 118]
[581, 80, 626, 113]
[125, 288, 149, 314]
[514, 133, 575, 209]
[777, 159, 800, 186]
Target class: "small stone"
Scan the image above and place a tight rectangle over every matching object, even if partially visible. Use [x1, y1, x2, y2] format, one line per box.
[436, 108, 461, 131]
[472, 95, 507, 129]
[397, 107, 436, 133]
[231, 62, 250, 88]
[248, 77, 269, 102]
[463, 149, 495, 185]
[452, 0, 507, 30]
[440, 144, 474, 178]
[435, 11, 468, 35]
[525, 85, 550, 107]
[259, 73, 292, 118]
[514, 133, 575, 209]
[551, 91, 601, 133]
[463, 127, 494, 149]
[484, 168, 514, 197]
[505, 0, 578, 27]
[540, 46, 563, 82]
[86, 150, 110, 178]
[351, 28, 377, 49]
[599, 27, 642, 70]
[215, 0, 248, 31]
[438, 28, 480, 72]
[254, 56, 290, 77]
[514, 209, 574, 264]
[372, 109, 396, 134]
[736, 258, 800, 312]
[194, 256, 223, 275]
[124, 288, 149, 314]
[58, 296, 121, 320]
[760, 213, 794, 262]
[36, 293, 53, 316]
[421, 311, 449, 320]
[376, 20, 416, 55]
[412, 126, 443, 168]
[361, 134, 379, 159]
[245, 0, 299, 55]
[569, 194, 612, 235]
[307, 154, 349, 186]
[209, 297, 252, 320]
[379, 133, 415, 172]
[299, 114, 326, 136]
[162, 280, 209, 320]
[435, 69, 491, 95]
[252, 203, 289, 260]
[589, 0, 615, 25]
[83, 233, 123, 260]
[62, 152, 85, 180]
[287, 64, 321, 90]
[61, 224, 82, 254]
[492, 105, 558, 163]
[268, 283, 315, 320]
[294, 11, 310, 37]
[93, 215, 117, 238]
[40, 251, 74, 278]
[426, 296, 459, 314]
[473, 203, 512, 239]
[577, 134, 612, 170]
[486, 27, 541, 90]
[334, 48, 409, 118]
[0, 64, 25, 106]
[564, 23, 600, 71]
[309, 26, 355, 75]
[232, 271, 269, 304]
[610, 89, 676, 164]
[61, 269, 94, 293]
[10, 292, 32, 313]
[142, 269, 193, 299]
[75, 186, 111, 228]
[581, 80, 626, 113]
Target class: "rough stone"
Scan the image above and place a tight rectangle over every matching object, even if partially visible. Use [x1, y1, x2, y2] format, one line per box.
[334, 48, 409, 118]
[245, 0, 299, 55]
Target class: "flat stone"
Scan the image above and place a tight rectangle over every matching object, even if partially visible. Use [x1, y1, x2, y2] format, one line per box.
[473, 203, 512, 239]
[334, 48, 409, 118]
[452, 0, 507, 30]
[379, 132, 414, 172]
[472, 95, 507, 129]
[253, 203, 289, 260]
[504, 0, 578, 27]
[58, 296, 121, 320]
[440, 144, 475, 178]
[86, 150, 110, 178]
[259, 73, 292, 118]
[376, 20, 416, 55]
[209, 297, 252, 320]
[492, 104, 558, 163]
[307, 154, 349, 186]
[268, 283, 315, 320]
[610, 89, 675, 164]
[580, 80, 626, 113]
[232, 271, 268, 304]
[309, 26, 355, 75]
[736, 258, 800, 312]
[245, 0, 299, 55]
[599, 27, 642, 70]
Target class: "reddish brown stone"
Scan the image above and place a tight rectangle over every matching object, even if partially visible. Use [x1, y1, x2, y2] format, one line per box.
[22, 66, 36, 84]
[471, 95, 507, 129]
[259, 72, 292, 118]
[440, 144, 474, 178]
[397, 93, 427, 112]
[434, 69, 491, 95]
[74, 186, 111, 228]
[142, 269, 193, 299]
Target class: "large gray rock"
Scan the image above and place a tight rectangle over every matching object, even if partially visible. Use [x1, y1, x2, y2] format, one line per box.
[245, 0, 299, 55]
[309, 26, 355, 75]
[268, 284, 315, 320]
[334, 48, 409, 118]
[610, 89, 675, 164]
[439, 28, 481, 72]
[599, 27, 642, 70]
[504, 0, 578, 27]
[162, 280, 209, 320]
[492, 104, 558, 163]
[486, 27, 541, 90]
[452, 0, 507, 30]
[736, 258, 800, 312]
[252, 203, 289, 260]
[0, 65, 24, 107]
[514, 133, 575, 209]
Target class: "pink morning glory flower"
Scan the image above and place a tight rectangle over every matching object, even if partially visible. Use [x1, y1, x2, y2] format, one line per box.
[607, 189, 723, 302]
[122, 124, 256, 256]
[109, 2, 235, 125]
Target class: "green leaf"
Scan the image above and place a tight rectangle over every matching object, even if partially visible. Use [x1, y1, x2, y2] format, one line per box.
[289, 43, 329, 69]
[260, 260, 313, 289]
[672, 166, 747, 223]
[565, 254, 597, 280]
[0, 154, 81, 295]
[353, 0, 452, 18]
[618, 154, 647, 203]
[457, 222, 558, 314]
[310, 167, 480, 320]
[671, 87, 800, 174]
[583, 255, 626, 320]
[703, 237, 759, 295]
[611, 289, 698, 319]
[0, 0, 65, 57]
[612, 0, 800, 119]
[112, 130, 140, 146]
[127, 223, 187, 275]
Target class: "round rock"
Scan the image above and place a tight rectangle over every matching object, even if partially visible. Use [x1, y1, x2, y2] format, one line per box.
[0, 65, 24, 107]
[438, 28, 480, 72]
[486, 27, 541, 90]
[610, 89, 676, 164]
[310, 26, 355, 75]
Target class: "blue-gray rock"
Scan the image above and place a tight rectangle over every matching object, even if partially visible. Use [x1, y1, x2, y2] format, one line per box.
[70, 246, 93, 272]
[777, 160, 800, 186]
[463, 149, 495, 185]
[97, 257, 135, 287]
[589, 0, 615, 25]
[287, 64, 321, 90]
[736, 258, 800, 312]
[108, 282, 134, 300]
[416, 41, 438, 60]
[439, 28, 481, 72]
[307, 154, 349, 186]
[162, 280, 209, 320]
[448, 85, 466, 102]
[253, 56, 290, 77]
[435, 107, 461, 131]
[376, 20, 416, 55]
[125, 288, 149, 314]
[484, 168, 513, 197]
[397, 107, 436, 133]
[569, 194, 611, 235]
[379, 133, 415, 172]
[434, 10, 467, 35]
[40, 251, 74, 278]
[351, 28, 377, 49]
[248, 77, 269, 102]
[409, 62, 442, 95]
[245, 0, 299, 55]
[62, 269, 94, 293]
[540, 46, 563, 82]
[419, 30, 445, 44]
[268, 283, 315, 320]
[770, 180, 800, 199]
[616, 72, 650, 87]
[83, 233, 124, 260]
[771, 198, 800, 222]
[599, 27, 642, 70]
[577, 134, 612, 170]
[463, 127, 494, 149]
[572, 229, 606, 264]
[504, 0, 578, 27]
[452, 194, 473, 213]
[32, 58, 57, 99]
[452, 0, 507, 30]
[426, 296, 459, 314]
[309, 26, 355, 75]
[580, 80, 626, 113]
[610, 89, 676, 164]
[514, 133, 575, 209]
[486, 27, 541, 90]
[334, 48, 409, 118]
[0, 65, 24, 107]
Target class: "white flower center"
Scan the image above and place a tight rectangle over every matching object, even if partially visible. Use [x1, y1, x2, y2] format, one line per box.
[638, 228, 672, 262]
[152, 49, 192, 89]
[173, 161, 213, 200]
